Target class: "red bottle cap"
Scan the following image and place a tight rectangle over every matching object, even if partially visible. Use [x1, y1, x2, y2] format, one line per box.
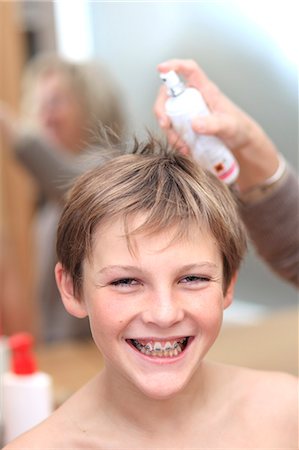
[9, 333, 37, 375]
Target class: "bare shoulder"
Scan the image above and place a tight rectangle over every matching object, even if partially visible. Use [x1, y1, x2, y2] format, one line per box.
[2, 407, 72, 450]
[2, 415, 62, 449]
[244, 369, 297, 413]
[207, 362, 298, 447]
[238, 367, 298, 445]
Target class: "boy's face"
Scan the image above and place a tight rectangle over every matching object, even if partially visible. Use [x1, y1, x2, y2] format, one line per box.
[58, 216, 235, 400]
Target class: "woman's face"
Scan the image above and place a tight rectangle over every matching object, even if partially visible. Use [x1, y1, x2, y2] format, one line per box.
[63, 218, 235, 400]
[33, 72, 87, 153]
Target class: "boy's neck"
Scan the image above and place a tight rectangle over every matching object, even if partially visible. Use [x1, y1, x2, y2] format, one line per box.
[99, 360, 216, 433]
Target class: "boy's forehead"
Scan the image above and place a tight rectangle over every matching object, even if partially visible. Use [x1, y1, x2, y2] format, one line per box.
[90, 214, 218, 258]
[83, 218, 223, 280]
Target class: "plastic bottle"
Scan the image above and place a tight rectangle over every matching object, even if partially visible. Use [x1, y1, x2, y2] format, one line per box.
[2, 333, 53, 444]
[160, 70, 239, 185]
[0, 335, 9, 447]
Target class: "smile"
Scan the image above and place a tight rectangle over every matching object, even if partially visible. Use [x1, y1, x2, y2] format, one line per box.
[126, 337, 191, 358]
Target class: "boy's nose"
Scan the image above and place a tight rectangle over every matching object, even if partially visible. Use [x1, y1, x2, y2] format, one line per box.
[141, 290, 185, 328]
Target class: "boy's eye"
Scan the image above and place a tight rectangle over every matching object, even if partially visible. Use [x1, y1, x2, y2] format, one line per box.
[180, 275, 210, 284]
[110, 278, 139, 287]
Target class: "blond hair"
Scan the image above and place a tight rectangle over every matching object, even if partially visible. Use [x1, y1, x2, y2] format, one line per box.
[21, 53, 125, 143]
[56, 136, 247, 295]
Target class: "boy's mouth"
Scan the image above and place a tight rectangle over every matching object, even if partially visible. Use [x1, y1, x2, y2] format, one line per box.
[126, 336, 192, 358]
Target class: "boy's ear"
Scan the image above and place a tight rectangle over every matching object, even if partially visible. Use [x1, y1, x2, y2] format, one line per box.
[223, 272, 238, 310]
[55, 262, 88, 318]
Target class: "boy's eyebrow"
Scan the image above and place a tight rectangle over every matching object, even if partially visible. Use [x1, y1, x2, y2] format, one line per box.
[177, 262, 219, 271]
[96, 262, 219, 276]
[97, 265, 142, 275]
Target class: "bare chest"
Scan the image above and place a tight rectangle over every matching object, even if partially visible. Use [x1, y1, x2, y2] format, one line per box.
[67, 418, 292, 450]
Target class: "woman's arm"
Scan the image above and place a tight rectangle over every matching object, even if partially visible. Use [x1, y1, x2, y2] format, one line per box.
[14, 130, 75, 202]
[239, 165, 299, 287]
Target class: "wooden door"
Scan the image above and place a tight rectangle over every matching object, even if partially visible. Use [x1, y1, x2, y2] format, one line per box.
[0, 1, 37, 336]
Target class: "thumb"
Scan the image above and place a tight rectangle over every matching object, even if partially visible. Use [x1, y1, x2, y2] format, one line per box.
[192, 114, 237, 143]
[191, 115, 218, 135]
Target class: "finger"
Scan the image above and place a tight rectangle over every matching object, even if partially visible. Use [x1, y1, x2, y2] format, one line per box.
[192, 114, 242, 152]
[192, 116, 217, 135]
[163, 129, 190, 156]
[153, 85, 171, 129]
[157, 59, 210, 88]
[193, 114, 237, 138]
[177, 145, 191, 156]
[165, 128, 182, 147]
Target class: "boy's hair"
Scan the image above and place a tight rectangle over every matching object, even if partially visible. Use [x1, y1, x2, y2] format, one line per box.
[56, 136, 247, 295]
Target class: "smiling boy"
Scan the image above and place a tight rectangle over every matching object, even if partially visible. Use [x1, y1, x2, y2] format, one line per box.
[5, 137, 297, 449]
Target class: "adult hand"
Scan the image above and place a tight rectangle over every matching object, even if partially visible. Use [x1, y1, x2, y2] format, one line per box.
[154, 59, 280, 192]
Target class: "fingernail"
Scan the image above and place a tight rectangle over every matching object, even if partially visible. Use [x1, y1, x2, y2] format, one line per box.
[157, 63, 168, 72]
[159, 118, 168, 128]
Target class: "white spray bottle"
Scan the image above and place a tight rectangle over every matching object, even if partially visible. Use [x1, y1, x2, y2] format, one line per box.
[0, 335, 9, 446]
[160, 70, 239, 185]
[2, 333, 53, 444]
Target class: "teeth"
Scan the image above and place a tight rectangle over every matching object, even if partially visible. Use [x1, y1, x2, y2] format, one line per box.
[153, 342, 162, 352]
[164, 341, 172, 351]
[144, 343, 153, 352]
[130, 337, 189, 358]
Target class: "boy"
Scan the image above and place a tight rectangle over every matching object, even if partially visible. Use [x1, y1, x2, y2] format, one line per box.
[5, 137, 297, 448]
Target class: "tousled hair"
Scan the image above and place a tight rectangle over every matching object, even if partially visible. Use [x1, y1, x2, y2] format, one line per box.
[56, 136, 247, 295]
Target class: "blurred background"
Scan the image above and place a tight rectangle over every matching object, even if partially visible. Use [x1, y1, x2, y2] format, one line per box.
[0, 0, 298, 338]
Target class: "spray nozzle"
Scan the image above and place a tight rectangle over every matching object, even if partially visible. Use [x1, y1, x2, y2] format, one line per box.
[9, 333, 37, 375]
[160, 70, 185, 96]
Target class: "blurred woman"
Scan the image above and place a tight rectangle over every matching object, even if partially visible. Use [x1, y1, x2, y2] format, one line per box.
[0, 53, 126, 341]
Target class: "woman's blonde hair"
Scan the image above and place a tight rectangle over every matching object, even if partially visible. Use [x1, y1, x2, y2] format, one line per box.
[56, 136, 247, 295]
[20, 53, 125, 142]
